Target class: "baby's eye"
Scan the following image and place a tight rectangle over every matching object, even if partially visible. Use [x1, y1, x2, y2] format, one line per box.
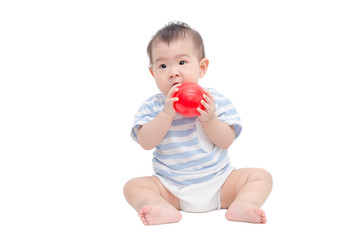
[179, 61, 186, 65]
[160, 64, 167, 69]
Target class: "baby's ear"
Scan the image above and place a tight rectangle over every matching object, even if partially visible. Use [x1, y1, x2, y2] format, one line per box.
[149, 67, 155, 77]
[199, 58, 209, 78]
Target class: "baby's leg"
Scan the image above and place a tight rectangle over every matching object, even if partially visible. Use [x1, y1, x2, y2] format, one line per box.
[220, 168, 273, 224]
[123, 176, 181, 225]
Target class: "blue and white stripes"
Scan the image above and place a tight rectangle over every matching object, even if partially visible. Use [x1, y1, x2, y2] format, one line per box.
[131, 88, 242, 186]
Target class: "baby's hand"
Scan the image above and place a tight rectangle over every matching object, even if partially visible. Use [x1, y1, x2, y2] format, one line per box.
[198, 90, 216, 122]
[163, 83, 181, 118]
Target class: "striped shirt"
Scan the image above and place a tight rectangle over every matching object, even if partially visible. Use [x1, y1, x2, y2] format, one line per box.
[131, 88, 242, 186]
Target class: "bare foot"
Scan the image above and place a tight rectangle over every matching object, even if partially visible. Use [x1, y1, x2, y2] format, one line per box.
[138, 204, 182, 225]
[225, 201, 267, 224]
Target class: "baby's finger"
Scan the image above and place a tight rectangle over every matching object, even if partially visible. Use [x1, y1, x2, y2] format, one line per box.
[167, 83, 181, 99]
[170, 97, 179, 103]
[204, 90, 214, 102]
[201, 99, 208, 108]
[203, 93, 211, 103]
[197, 107, 207, 116]
[201, 99, 212, 113]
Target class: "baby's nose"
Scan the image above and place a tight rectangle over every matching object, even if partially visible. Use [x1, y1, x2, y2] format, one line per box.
[170, 73, 179, 78]
[169, 68, 180, 78]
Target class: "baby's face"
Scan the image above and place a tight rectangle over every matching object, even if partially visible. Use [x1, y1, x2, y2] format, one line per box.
[149, 37, 208, 95]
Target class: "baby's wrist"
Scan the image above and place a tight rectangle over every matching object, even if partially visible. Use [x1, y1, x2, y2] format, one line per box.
[161, 110, 175, 120]
[199, 114, 216, 123]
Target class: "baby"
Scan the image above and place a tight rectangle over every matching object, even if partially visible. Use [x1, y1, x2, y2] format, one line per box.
[123, 22, 273, 225]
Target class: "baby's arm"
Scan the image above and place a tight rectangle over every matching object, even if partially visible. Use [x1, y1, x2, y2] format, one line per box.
[137, 111, 173, 150]
[137, 84, 180, 150]
[198, 91, 236, 149]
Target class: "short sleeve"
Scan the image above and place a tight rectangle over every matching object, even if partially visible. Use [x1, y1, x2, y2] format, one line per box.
[208, 88, 242, 139]
[130, 94, 165, 143]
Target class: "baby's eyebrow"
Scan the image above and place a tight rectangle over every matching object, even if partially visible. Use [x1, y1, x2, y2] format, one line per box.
[175, 54, 191, 59]
[154, 54, 191, 64]
[153, 57, 164, 65]
[154, 57, 166, 63]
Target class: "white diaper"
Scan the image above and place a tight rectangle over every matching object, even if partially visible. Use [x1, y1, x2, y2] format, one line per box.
[156, 167, 234, 213]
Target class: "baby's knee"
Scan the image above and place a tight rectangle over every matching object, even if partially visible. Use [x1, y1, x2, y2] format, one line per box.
[262, 169, 273, 188]
[123, 178, 137, 194]
[254, 168, 273, 185]
[123, 177, 159, 195]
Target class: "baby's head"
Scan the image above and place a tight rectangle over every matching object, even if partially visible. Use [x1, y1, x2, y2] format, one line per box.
[147, 22, 209, 95]
[147, 22, 206, 67]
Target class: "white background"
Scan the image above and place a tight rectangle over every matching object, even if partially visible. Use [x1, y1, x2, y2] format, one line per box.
[1, 0, 361, 239]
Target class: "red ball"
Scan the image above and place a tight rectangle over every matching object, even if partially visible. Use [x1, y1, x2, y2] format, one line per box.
[173, 82, 206, 117]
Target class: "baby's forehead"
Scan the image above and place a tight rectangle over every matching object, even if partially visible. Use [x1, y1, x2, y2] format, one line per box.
[151, 37, 199, 57]
[152, 35, 194, 48]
